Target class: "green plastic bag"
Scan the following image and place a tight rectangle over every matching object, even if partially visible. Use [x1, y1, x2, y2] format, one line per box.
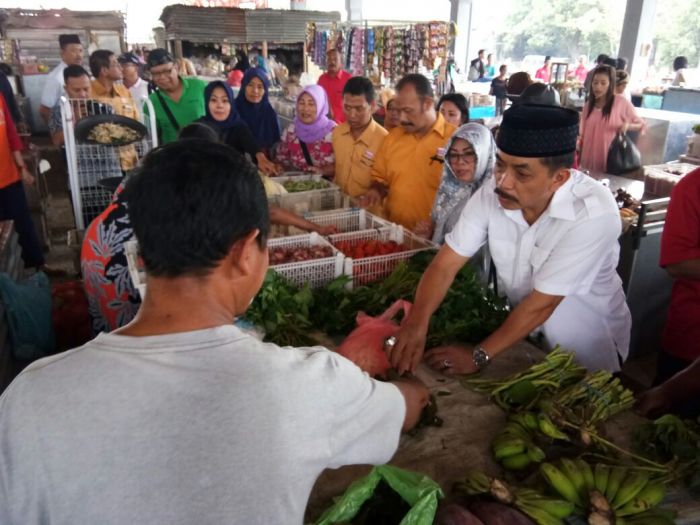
[313, 465, 443, 525]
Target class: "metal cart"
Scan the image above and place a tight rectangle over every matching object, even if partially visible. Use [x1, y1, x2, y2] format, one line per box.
[60, 97, 158, 230]
[617, 197, 673, 357]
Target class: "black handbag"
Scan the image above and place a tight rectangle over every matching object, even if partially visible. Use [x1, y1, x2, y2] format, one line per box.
[606, 132, 641, 175]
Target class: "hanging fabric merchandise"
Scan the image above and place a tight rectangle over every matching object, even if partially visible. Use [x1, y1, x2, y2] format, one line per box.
[345, 28, 353, 72]
[375, 27, 384, 77]
[393, 28, 404, 82]
[306, 23, 316, 56]
[366, 28, 375, 74]
[350, 28, 365, 75]
[402, 28, 411, 75]
[383, 26, 393, 80]
[437, 22, 448, 62]
[421, 24, 431, 69]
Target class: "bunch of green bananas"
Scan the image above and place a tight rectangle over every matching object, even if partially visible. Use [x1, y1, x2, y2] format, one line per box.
[550, 370, 635, 427]
[454, 472, 576, 525]
[538, 460, 672, 524]
[491, 412, 570, 471]
[464, 347, 587, 410]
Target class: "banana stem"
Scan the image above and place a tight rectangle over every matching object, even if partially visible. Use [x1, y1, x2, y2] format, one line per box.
[560, 421, 667, 470]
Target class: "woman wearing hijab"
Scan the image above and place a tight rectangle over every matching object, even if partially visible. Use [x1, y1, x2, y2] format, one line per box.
[275, 85, 336, 174]
[414, 123, 496, 244]
[198, 80, 279, 175]
[234, 68, 281, 154]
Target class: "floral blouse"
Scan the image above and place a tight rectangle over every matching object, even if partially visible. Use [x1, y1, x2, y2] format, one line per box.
[80, 186, 141, 333]
[274, 123, 335, 172]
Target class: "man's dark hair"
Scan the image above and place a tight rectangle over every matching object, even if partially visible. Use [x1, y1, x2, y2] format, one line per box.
[540, 151, 575, 173]
[437, 93, 469, 124]
[0, 63, 11, 76]
[396, 74, 434, 99]
[602, 57, 617, 69]
[544, 55, 551, 62]
[596, 54, 609, 64]
[616, 57, 628, 71]
[89, 50, 114, 79]
[478, 49, 485, 55]
[673, 56, 689, 71]
[178, 122, 221, 142]
[499, 64, 507, 74]
[125, 139, 270, 278]
[343, 76, 375, 104]
[63, 64, 90, 83]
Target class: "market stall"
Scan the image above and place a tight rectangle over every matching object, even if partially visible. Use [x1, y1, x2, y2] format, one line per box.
[159, 5, 340, 80]
[0, 8, 125, 133]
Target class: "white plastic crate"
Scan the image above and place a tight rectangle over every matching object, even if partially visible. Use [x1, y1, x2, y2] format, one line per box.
[124, 239, 147, 299]
[268, 173, 348, 214]
[268, 232, 345, 288]
[329, 226, 437, 287]
[304, 208, 392, 233]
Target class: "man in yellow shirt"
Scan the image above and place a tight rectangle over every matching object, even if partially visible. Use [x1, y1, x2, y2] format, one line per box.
[332, 76, 388, 200]
[89, 49, 140, 170]
[361, 74, 456, 230]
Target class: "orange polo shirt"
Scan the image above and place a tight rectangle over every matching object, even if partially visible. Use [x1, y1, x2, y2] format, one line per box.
[91, 80, 140, 171]
[371, 114, 456, 229]
[91, 80, 140, 121]
[332, 119, 388, 198]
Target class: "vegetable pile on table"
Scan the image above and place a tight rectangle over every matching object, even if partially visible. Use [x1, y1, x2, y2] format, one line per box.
[282, 179, 330, 192]
[268, 245, 334, 265]
[246, 251, 508, 348]
[333, 239, 407, 259]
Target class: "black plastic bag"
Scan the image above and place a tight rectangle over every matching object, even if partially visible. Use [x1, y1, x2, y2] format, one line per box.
[606, 132, 641, 175]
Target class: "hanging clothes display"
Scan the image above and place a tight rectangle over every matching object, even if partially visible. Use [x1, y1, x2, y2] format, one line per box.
[305, 20, 452, 84]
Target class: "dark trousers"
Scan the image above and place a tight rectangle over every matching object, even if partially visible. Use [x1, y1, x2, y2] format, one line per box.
[0, 180, 45, 268]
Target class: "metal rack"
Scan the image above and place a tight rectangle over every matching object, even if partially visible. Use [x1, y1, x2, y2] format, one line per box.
[617, 197, 673, 357]
[60, 96, 158, 230]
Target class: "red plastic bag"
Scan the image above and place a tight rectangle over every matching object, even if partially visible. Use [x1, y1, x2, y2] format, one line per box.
[336, 300, 412, 378]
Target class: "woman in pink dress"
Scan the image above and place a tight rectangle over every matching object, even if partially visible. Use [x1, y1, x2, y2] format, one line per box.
[578, 65, 645, 173]
[275, 85, 335, 175]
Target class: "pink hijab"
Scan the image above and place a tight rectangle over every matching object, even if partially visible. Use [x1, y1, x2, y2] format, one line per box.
[294, 85, 336, 143]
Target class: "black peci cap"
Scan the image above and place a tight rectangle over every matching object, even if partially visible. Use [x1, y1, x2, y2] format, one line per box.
[118, 52, 140, 66]
[146, 48, 174, 69]
[497, 104, 579, 158]
[59, 34, 81, 48]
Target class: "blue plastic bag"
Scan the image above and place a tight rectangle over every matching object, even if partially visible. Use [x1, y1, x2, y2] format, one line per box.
[0, 271, 55, 360]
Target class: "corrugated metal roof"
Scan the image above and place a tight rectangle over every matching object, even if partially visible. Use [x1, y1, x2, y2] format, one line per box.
[245, 9, 340, 43]
[159, 5, 340, 44]
[0, 9, 124, 32]
[161, 5, 246, 43]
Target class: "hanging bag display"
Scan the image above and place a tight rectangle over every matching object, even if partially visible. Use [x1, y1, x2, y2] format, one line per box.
[606, 132, 641, 175]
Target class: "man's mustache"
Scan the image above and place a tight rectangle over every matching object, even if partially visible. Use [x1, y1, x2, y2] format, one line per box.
[494, 187, 519, 204]
[400, 121, 413, 127]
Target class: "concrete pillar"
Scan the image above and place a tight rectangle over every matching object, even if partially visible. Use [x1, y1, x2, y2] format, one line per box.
[450, 0, 474, 74]
[618, 0, 657, 84]
[345, 0, 363, 22]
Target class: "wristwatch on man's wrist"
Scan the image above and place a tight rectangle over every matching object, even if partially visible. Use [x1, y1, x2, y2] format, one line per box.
[472, 345, 491, 370]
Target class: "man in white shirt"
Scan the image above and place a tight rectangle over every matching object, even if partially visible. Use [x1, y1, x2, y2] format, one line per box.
[118, 51, 149, 103]
[389, 104, 631, 374]
[0, 139, 428, 524]
[39, 34, 84, 124]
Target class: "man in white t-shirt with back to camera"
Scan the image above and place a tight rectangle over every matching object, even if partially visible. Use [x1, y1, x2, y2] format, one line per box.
[0, 139, 428, 524]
